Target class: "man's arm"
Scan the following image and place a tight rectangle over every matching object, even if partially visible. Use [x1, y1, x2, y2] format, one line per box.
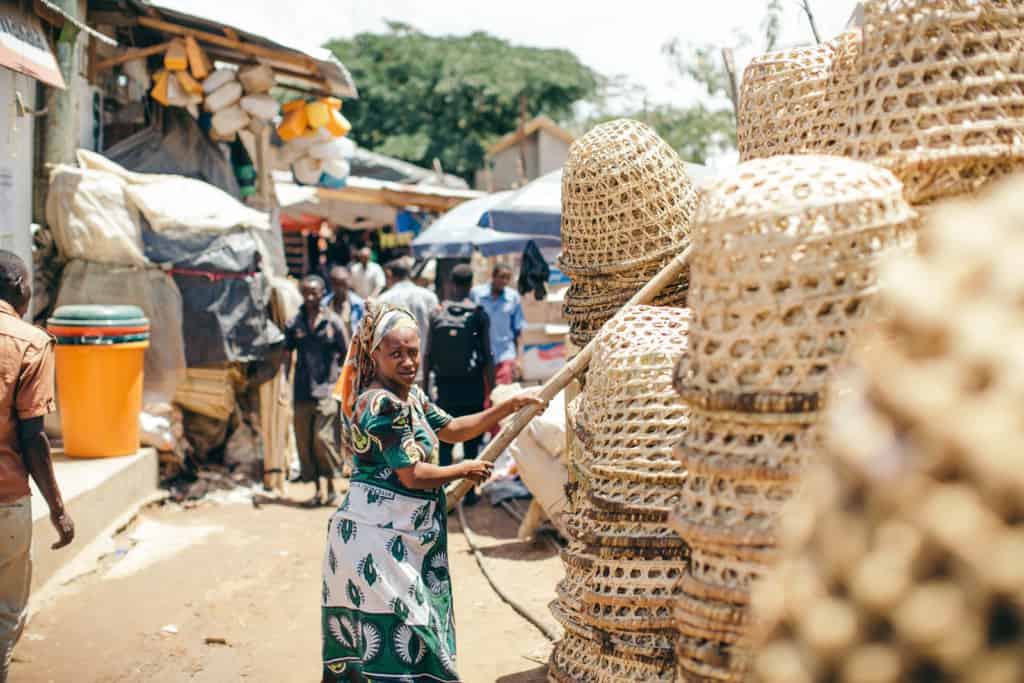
[19, 417, 73, 549]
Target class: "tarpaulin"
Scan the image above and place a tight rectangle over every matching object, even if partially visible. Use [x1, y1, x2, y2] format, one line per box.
[144, 228, 283, 365]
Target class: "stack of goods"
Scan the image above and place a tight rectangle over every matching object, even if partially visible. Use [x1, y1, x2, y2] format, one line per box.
[277, 97, 354, 189]
[150, 37, 281, 142]
[549, 306, 691, 683]
[752, 174, 1024, 683]
[737, 30, 861, 161]
[150, 37, 209, 111]
[670, 155, 918, 681]
[848, 0, 1024, 204]
[560, 119, 700, 347]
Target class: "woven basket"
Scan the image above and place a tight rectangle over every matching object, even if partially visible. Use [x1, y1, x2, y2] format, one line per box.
[848, 0, 1024, 204]
[676, 634, 750, 683]
[670, 401, 819, 478]
[667, 461, 800, 549]
[678, 155, 917, 415]
[559, 118, 700, 276]
[737, 42, 836, 161]
[816, 29, 862, 158]
[751, 175, 1024, 683]
[549, 632, 676, 683]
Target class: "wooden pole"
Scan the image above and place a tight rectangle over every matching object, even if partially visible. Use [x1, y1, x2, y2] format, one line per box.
[517, 93, 528, 185]
[446, 244, 693, 510]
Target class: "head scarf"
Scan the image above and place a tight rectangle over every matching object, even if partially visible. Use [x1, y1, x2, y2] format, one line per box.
[334, 302, 418, 419]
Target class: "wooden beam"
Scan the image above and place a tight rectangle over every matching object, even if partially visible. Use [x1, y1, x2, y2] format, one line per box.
[87, 11, 140, 27]
[223, 27, 239, 42]
[94, 41, 171, 72]
[136, 16, 317, 72]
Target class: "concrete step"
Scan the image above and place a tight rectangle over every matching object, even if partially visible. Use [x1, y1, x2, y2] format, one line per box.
[29, 449, 158, 592]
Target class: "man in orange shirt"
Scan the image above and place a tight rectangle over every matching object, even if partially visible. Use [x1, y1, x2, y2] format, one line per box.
[0, 251, 73, 683]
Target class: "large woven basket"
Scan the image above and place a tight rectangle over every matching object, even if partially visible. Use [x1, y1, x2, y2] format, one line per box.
[737, 42, 836, 161]
[848, 0, 1024, 204]
[559, 118, 700, 276]
[677, 155, 917, 416]
[752, 174, 1024, 683]
[549, 632, 676, 683]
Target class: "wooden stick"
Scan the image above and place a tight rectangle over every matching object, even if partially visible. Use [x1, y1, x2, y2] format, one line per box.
[94, 42, 172, 72]
[446, 244, 693, 510]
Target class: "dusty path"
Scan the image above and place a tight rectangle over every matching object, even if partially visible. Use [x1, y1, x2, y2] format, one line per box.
[11, 483, 562, 682]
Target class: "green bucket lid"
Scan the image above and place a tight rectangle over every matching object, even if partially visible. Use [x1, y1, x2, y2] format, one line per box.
[54, 332, 150, 346]
[48, 305, 149, 328]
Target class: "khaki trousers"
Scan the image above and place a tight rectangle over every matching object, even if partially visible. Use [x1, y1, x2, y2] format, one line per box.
[0, 496, 31, 683]
[294, 399, 343, 482]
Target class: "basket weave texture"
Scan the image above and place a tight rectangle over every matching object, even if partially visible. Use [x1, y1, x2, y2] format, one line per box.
[669, 154, 916, 682]
[560, 119, 697, 347]
[548, 306, 691, 681]
[848, 0, 1024, 204]
[677, 154, 917, 415]
[751, 174, 1024, 683]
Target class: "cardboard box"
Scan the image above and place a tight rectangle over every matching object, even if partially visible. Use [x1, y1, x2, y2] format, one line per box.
[521, 285, 567, 325]
[522, 341, 567, 382]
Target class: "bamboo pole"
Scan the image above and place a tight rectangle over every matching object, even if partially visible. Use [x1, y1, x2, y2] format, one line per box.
[446, 244, 693, 510]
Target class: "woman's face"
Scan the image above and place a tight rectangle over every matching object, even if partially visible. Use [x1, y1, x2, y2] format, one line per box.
[372, 326, 420, 389]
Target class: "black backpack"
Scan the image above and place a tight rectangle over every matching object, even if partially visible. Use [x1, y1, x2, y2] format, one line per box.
[429, 302, 483, 378]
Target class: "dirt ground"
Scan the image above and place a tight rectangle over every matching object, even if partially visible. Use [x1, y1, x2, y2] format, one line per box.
[11, 482, 564, 682]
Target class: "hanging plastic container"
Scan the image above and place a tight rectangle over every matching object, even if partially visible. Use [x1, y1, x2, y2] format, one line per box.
[47, 305, 150, 458]
[305, 100, 330, 129]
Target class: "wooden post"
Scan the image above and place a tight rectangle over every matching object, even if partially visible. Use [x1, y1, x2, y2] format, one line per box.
[446, 245, 693, 510]
[517, 93, 528, 186]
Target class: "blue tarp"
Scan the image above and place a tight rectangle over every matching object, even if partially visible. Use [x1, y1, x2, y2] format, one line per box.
[412, 192, 560, 259]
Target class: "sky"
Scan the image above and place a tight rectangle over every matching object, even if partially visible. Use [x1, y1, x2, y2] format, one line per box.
[155, 0, 858, 111]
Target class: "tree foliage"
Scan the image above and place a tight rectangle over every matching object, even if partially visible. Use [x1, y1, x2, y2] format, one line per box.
[324, 23, 600, 183]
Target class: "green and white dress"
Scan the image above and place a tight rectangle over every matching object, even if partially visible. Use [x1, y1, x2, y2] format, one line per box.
[322, 386, 459, 682]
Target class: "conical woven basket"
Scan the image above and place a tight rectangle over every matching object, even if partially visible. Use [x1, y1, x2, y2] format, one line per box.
[549, 632, 676, 683]
[676, 633, 751, 683]
[737, 42, 836, 161]
[752, 175, 1024, 683]
[559, 118, 700, 276]
[848, 0, 1024, 204]
[677, 155, 917, 415]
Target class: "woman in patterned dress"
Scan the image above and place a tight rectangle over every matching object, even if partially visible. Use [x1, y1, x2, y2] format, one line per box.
[323, 303, 541, 682]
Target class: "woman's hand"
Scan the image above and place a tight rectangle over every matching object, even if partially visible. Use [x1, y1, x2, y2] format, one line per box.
[459, 460, 493, 485]
[499, 392, 546, 416]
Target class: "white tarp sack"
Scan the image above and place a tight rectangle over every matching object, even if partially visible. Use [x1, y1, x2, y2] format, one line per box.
[492, 384, 569, 534]
[77, 150, 269, 233]
[45, 165, 147, 265]
[55, 260, 187, 404]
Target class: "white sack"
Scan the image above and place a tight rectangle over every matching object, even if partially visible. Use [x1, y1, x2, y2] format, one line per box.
[205, 80, 243, 113]
[240, 94, 279, 121]
[202, 68, 236, 94]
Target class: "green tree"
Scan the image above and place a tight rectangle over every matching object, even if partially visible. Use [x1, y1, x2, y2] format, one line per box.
[324, 23, 600, 183]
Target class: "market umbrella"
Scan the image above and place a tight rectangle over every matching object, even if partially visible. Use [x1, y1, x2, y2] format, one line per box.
[481, 163, 719, 237]
[412, 192, 560, 259]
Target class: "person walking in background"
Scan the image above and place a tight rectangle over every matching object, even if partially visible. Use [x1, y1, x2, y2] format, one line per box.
[323, 265, 364, 345]
[376, 258, 438, 383]
[471, 263, 524, 388]
[0, 251, 74, 683]
[349, 247, 386, 300]
[424, 265, 495, 486]
[285, 275, 348, 507]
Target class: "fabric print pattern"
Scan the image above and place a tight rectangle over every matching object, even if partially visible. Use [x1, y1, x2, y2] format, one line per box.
[322, 387, 459, 682]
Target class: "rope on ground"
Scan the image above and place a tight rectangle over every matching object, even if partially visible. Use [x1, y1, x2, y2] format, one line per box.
[456, 501, 561, 643]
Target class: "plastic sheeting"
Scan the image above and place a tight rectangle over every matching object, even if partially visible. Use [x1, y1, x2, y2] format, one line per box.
[144, 228, 283, 365]
[102, 107, 241, 198]
[77, 150, 269, 234]
[45, 165, 147, 266]
[54, 260, 186, 404]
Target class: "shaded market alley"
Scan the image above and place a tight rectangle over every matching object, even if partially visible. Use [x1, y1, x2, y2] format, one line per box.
[11, 484, 561, 682]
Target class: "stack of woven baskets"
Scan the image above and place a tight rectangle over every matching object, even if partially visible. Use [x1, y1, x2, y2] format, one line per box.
[847, 0, 1024, 204]
[549, 305, 691, 683]
[560, 119, 700, 347]
[753, 174, 1024, 683]
[669, 155, 918, 680]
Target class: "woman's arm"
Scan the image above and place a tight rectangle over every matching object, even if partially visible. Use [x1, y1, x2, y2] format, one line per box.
[437, 393, 543, 444]
[395, 459, 492, 490]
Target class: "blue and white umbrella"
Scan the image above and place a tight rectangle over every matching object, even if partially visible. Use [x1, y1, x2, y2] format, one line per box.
[412, 192, 560, 259]
[480, 163, 719, 237]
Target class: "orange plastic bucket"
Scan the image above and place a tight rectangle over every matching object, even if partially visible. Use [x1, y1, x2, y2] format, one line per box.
[47, 305, 150, 459]
[54, 341, 149, 458]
